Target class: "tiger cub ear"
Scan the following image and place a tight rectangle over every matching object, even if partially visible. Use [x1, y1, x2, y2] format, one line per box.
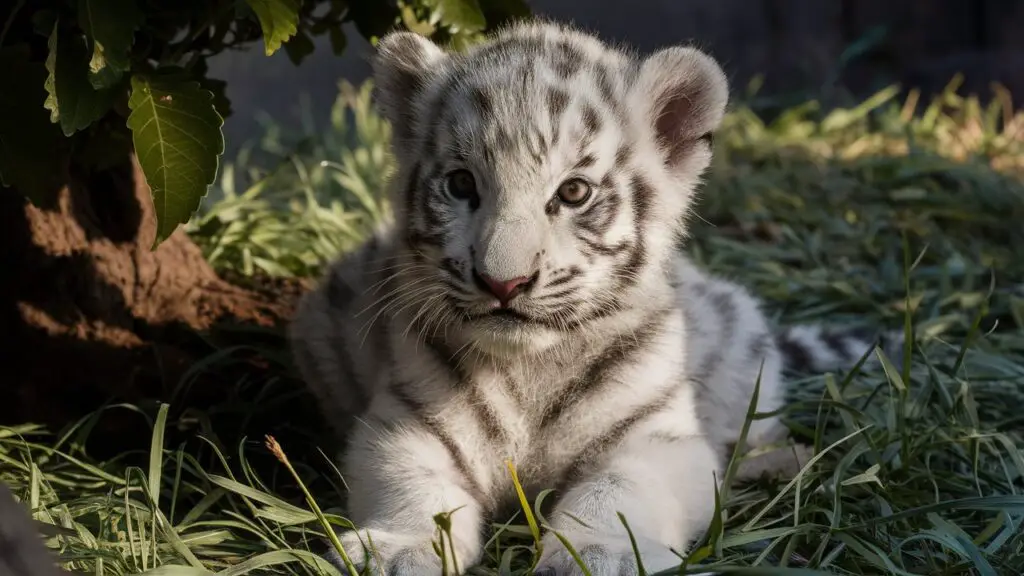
[630, 46, 729, 172]
[372, 32, 449, 146]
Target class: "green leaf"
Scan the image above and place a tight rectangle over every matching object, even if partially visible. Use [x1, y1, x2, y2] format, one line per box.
[427, 0, 487, 33]
[44, 22, 116, 136]
[0, 45, 67, 205]
[127, 74, 225, 246]
[147, 403, 169, 511]
[282, 27, 315, 66]
[77, 0, 143, 89]
[328, 25, 347, 56]
[244, 0, 301, 56]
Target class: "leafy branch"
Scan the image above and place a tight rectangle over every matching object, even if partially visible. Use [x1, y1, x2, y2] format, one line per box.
[0, 0, 528, 246]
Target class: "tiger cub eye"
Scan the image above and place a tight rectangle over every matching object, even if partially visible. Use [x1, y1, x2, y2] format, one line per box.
[556, 178, 592, 205]
[445, 170, 478, 201]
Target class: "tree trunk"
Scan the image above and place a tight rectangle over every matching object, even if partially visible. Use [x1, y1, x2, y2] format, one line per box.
[0, 154, 298, 437]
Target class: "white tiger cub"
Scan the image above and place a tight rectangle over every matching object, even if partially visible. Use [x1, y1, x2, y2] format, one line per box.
[289, 20, 895, 576]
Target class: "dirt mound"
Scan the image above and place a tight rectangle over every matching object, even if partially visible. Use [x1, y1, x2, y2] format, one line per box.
[0, 155, 307, 446]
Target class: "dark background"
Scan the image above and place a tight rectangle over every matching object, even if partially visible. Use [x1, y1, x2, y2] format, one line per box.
[207, 0, 1024, 158]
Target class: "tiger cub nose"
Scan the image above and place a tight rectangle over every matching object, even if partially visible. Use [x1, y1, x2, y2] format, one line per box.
[472, 270, 537, 306]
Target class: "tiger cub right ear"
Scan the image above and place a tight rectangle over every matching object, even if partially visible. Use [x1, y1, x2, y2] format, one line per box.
[372, 32, 448, 146]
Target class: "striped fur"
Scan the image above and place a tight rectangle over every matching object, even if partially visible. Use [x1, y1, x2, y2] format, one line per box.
[288, 20, 896, 576]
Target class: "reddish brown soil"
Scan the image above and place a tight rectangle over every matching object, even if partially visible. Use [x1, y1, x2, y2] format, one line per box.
[0, 155, 309, 450]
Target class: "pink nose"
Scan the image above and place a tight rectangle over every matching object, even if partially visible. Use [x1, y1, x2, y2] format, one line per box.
[477, 273, 532, 305]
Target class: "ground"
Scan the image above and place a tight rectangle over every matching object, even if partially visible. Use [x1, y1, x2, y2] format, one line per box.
[1, 81, 1022, 575]
[0, 155, 309, 458]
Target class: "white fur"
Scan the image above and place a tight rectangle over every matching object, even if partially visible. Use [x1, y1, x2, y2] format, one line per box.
[289, 20, 884, 576]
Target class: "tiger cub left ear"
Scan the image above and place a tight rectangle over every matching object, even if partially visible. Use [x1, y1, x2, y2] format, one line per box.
[630, 46, 729, 170]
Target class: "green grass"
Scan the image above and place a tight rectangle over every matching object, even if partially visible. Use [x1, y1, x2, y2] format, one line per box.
[189, 81, 394, 279]
[3, 76, 1024, 575]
